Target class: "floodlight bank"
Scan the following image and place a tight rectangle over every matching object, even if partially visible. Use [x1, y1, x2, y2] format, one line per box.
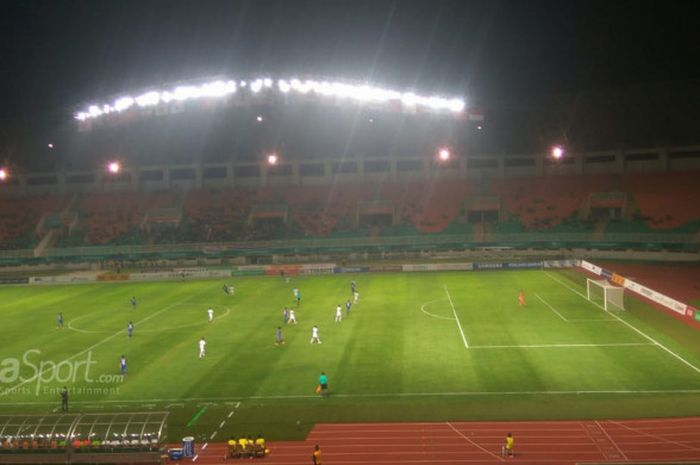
[75, 77, 465, 121]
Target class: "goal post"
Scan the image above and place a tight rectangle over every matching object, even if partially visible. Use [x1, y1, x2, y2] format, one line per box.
[586, 278, 625, 311]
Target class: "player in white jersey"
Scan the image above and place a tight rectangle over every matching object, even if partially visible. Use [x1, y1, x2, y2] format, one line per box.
[353, 290, 359, 304]
[207, 308, 214, 322]
[335, 305, 342, 323]
[310, 325, 322, 344]
[198, 337, 206, 358]
[288, 309, 297, 324]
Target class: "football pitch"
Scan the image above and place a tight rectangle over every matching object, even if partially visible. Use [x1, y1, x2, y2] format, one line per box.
[1, 268, 700, 441]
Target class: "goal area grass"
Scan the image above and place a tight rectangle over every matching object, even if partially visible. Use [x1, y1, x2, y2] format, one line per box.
[1, 268, 699, 440]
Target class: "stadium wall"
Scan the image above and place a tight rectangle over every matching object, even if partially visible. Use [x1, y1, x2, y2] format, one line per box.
[3, 145, 700, 196]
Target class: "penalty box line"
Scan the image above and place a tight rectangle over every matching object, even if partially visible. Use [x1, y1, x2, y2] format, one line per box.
[535, 292, 617, 323]
[544, 271, 700, 376]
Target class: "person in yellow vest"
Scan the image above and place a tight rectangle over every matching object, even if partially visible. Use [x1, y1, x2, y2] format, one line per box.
[254, 434, 267, 457]
[312, 444, 322, 465]
[238, 436, 248, 457]
[502, 432, 514, 457]
[227, 437, 239, 458]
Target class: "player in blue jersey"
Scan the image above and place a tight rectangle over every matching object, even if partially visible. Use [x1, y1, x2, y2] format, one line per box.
[119, 355, 127, 375]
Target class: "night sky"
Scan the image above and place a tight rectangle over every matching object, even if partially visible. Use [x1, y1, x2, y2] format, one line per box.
[1, 0, 699, 121]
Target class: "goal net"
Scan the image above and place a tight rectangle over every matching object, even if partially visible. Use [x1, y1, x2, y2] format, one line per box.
[586, 278, 625, 311]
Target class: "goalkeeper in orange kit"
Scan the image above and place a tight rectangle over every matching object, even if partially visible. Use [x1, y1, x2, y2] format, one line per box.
[518, 290, 525, 307]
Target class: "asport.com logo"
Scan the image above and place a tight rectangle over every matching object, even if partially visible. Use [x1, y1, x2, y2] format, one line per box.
[0, 349, 123, 396]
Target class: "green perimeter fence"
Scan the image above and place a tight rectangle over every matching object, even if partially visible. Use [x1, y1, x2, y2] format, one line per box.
[0, 232, 697, 264]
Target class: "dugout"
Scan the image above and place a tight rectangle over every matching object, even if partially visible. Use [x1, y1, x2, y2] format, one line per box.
[0, 412, 168, 464]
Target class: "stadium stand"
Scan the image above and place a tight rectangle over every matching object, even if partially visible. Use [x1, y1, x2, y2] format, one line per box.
[0, 195, 66, 249]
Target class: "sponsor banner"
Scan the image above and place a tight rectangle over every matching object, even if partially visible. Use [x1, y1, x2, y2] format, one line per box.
[235, 266, 267, 273]
[580, 260, 603, 276]
[300, 263, 336, 271]
[0, 277, 29, 285]
[623, 279, 687, 316]
[173, 267, 206, 273]
[434, 263, 473, 271]
[231, 269, 265, 276]
[130, 270, 233, 281]
[30, 275, 96, 285]
[96, 273, 130, 282]
[601, 269, 613, 279]
[300, 264, 337, 275]
[474, 262, 542, 271]
[402, 264, 439, 272]
[129, 272, 170, 281]
[368, 265, 403, 272]
[265, 265, 301, 276]
[543, 259, 578, 268]
[334, 266, 370, 273]
[611, 273, 626, 287]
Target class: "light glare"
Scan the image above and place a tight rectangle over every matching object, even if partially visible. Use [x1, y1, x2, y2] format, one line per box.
[75, 76, 465, 120]
[107, 161, 121, 174]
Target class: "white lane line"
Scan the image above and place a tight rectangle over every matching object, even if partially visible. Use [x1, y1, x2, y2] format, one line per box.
[192, 453, 198, 461]
[201, 443, 208, 450]
[595, 420, 629, 461]
[446, 422, 505, 462]
[469, 342, 655, 349]
[544, 271, 700, 376]
[535, 293, 568, 321]
[607, 420, 700, 451]
[443, 285, 469, 349]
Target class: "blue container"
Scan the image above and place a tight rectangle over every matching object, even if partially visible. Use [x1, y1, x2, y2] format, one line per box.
[182, 436, 195, 457]
[168, 448, 184, 460]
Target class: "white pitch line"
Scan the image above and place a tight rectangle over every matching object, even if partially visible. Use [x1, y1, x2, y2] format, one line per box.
[209, 431, 217, 440]
[227, 411, 234, 418]
[4, 389, 700, 407]
[219, 420, 226, 429]
[535, 293, 568, 321]
[544, 271, 700, 376]
[443, 285, 469, 349]
[446, 422, 505, 462]
[469, 342, 655, 349]
[420, 299, 455, 321]
[1, 284, 218, 397]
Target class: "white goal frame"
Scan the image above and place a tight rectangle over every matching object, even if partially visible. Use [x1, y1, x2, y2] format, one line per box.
[586, 278, 625, 311]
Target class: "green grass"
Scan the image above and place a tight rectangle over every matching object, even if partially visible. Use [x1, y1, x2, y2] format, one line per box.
[1, 269, 700, 442]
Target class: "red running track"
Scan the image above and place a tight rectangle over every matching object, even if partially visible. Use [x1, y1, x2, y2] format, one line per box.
[170, 417, 700, 465]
